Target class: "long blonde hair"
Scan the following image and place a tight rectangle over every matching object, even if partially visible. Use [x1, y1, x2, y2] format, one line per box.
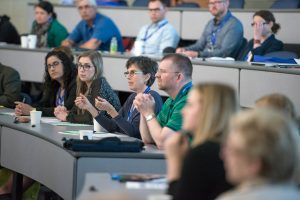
[192, 83, 238, 147]
[76, 50, 103, 114]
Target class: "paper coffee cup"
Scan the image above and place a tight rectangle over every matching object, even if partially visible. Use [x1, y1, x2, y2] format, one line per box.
[30, 110, 42, 126]
[21, 36, 28, 48]
[27, 34, 37, 49]
[79, 130, 93, 140]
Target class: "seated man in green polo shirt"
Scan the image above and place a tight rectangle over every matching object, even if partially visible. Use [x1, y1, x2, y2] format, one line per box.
[133, 53, 193, 149]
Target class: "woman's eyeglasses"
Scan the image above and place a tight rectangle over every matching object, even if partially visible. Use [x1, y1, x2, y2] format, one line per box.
[47, 61, 61, 69]
[77, 63, 93, 71]
[124, 71, 144, 77]
[251, 22, 268, 27]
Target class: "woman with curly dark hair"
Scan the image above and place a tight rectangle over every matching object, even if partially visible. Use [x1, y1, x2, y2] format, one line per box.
[15, 50, 77, 116]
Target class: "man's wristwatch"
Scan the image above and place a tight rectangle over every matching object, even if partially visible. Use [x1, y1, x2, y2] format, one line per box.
[145, 114, 155, 122]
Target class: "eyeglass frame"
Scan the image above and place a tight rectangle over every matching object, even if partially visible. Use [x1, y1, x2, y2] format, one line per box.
[156, 69, 180, 75]
[47, 61, 62, 69]
[78, 4, 92, 11]
[124, 70, 144, 77]
[251, 22, 268, 27]
[148, 8, 162, 12]
[76, 63, 94, 71]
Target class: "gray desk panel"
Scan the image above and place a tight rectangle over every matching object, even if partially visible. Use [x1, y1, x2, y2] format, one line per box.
[240, 69, 300, 113]
[0, 48, 46, 82]
[192, 63, 240, 93]
[0, 127, 75, 200]
[76, 157, 166, 197]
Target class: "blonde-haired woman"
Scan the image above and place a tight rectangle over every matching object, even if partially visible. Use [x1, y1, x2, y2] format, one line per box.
[217, 109, 300, 200]
[54, 50, 121, 124]
[165, 83, 238, 200]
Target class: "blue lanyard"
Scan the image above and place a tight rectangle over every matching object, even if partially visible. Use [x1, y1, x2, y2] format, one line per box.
[127, 87, 151, 121]
[56, 87, 65, 106]
[143, 20, 168, 42]
[210, 12, 232, 46]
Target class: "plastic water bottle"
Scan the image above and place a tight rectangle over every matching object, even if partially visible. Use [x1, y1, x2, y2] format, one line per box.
[110, 37, 118, 54]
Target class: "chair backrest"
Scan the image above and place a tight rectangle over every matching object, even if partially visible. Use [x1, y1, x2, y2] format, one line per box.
[20, 92, 32, 105]
[175, 2, 199, 8]
[229, 0, 245, 8]
[271, 0, 300, 9]
[265, 51, 298, 59]
[234, 37, 248, 60]
[132, 0, 148, 7]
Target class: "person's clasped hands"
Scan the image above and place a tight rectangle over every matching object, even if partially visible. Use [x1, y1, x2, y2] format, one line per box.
[54, 105, 68, 121]
[133, 93, 155, 116]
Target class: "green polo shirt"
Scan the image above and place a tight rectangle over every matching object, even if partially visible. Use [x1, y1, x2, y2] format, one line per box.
[157, 82, 192, 131]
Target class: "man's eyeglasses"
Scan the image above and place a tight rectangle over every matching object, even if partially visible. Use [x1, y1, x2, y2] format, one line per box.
[78, 5, 92, 11]
[77, 63, 94, 71]
[47, 61, 61, 69]
[156, 69, 180, 74]
[251, 22, 268, 27]
[124, 71, 144, 77]
[148, 8, 162, 12]
[208, 1, 224, 6]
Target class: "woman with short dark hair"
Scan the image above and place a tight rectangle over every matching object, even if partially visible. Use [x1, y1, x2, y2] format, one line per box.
[31, 1, 68, 47]
[76, 56, 163, 138]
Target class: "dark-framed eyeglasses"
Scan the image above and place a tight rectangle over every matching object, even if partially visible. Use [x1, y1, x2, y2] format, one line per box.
[47, 61, 61, 69]
[156, 69, 180, 75]
[77, 63, 94, 71]
[124, 71, 144, 77]
[251, 22, 268, 27]
[148, 8, 162, 12]
[78, 4, 92, 11]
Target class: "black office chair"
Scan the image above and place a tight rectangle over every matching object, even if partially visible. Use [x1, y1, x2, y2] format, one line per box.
[265, 51, 298, 59]
[271, 0, 300, 9]
[132, 0, 148, 7]
[175, 2, 200, 8]
[234, 37, 248, 60]
[229, 0, 245, 8]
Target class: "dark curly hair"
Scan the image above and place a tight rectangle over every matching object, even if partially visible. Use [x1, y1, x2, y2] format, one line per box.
[44, 50, 76, 91]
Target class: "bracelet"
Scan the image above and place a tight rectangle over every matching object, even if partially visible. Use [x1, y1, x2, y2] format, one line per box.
[145, 114, 155, 122]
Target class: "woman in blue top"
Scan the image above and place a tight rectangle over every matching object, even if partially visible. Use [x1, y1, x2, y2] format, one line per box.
[77, 56, 163, 139]
[240, 10, 283, 61]
[15, 50, 77, 117]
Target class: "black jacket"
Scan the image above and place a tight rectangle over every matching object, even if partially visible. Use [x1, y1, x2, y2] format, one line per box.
[0, 15, 20, 44]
